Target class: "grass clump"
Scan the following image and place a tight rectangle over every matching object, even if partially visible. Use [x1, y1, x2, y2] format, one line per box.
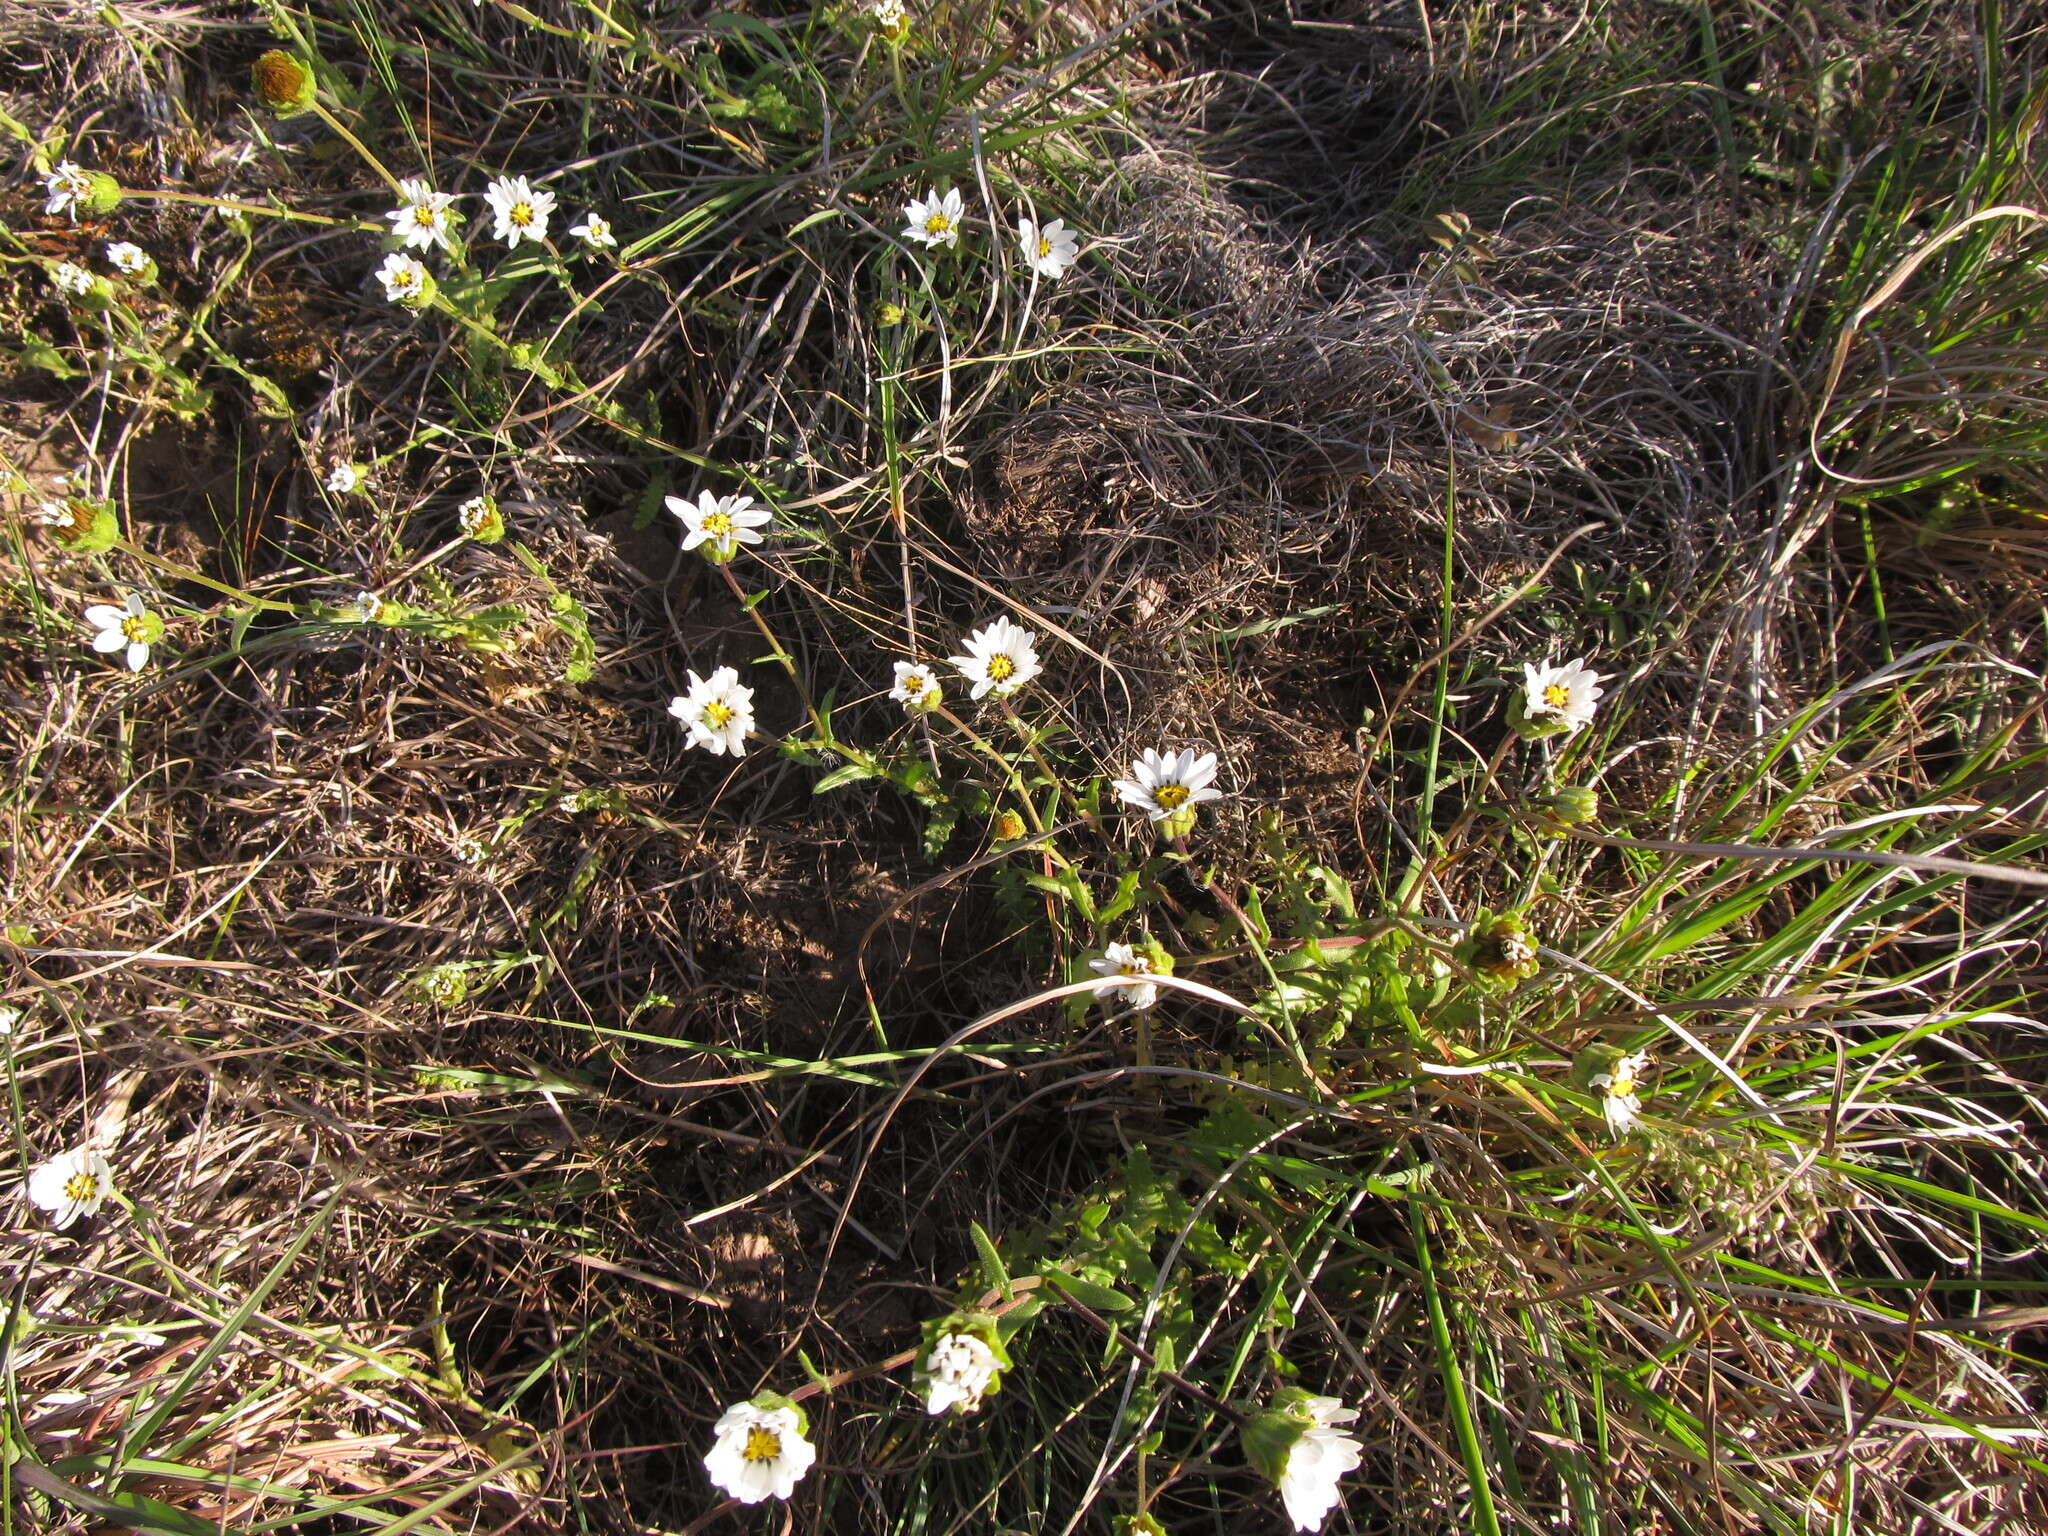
[4, 2, 2048, 1534]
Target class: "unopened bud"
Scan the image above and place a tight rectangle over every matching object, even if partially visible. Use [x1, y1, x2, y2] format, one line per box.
[1543, 785, 1598, 825]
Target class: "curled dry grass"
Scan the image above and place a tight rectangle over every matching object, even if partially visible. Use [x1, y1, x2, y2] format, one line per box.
[3, 1, 2047, 1533]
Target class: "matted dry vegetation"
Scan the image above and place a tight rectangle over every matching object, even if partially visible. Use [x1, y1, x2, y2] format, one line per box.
[4, 1, 2048, 1533]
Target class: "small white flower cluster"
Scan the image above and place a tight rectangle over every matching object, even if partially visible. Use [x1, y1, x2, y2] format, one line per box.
[697, 1365, 1366, 1530]
[899, 185, 1085, 281]
[373, 174, 618, 308]
[921, 1331, 1001, 1415]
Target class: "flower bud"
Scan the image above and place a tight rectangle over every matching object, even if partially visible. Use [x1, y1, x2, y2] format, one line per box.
[1541, 785, 1599, 825]
[252, 50, 318, 114]
[991, 809, 1026, 843]
[81, 172, 124, 216]
[35, 497, 120, 553]
[412, 964, 468, 1009]
[1454, 909, 1541, 991]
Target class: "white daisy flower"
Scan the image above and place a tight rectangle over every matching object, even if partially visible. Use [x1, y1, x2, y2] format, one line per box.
[868, 0, 909, 28]
[666, 488, 771, 562]
[1275, 1395, 1364, 1532]
[104, 241, 149, 275]
[1520, 657, 1606, 733]
[50, 263, 94, 297]
[84, 593, 163, 672]
[375, 251, 433, 307]
[484, 174, 555, 247]
[888, 659, 943, 713]
[947, 617, 1041, 700]
[1017, 215, 1079, 279]
[384, 178, 459, 253]
[456, 494, 504, 542]
[1088, 942, 1160, 1011]
[325, 462, 364, 494]
[43, 162, 93, 219]
[0, 1004, 21, 1039]
[567, 212, 616, 249]
[902, 186, 964, 249]
[668, 667, 756, 756]
[1112, 746, 1224, 823]
[923, 1331, 1001, 1415]
[25, 1147, 115, 1230]
[702, 1398, 816, 1504]
[1590, 1050, 1649, 1138]
[343, 590, 385, 623]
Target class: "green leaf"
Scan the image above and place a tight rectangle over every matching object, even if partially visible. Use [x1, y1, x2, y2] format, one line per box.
[813, 762, 880, 794]
[1197, 603, 1342, 644]
[14, 339, 83, 378]
[969, 1219, 1013, 1301]
[798, 1347, 832, 1394]
[1041, 1269, 1133, 1312]
[788, 207, 841, 237]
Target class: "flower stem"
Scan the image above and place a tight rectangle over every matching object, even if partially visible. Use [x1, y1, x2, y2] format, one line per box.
[307, 101, 403, 194]
[113, 542, 295, 614]
[714, 560, 880, 775]
[933, 703, 1046, 836]
[998, 701, 1093, 826]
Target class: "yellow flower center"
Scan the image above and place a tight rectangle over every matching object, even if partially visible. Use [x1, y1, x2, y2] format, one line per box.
[703, 701, 735, 728]
[509, 202, 534, 227]
[1037, 236, 1052, 257]
[925, 213, 953, 236]
[702, 511, 733, 537]
[64, 1172, 97, 1201]
[120, 615, 150, 642]
[741, 1425, 781, 1462]
[412, 207, 437, 227]
[1152, 782, 1191, 811]
[1119, 960, 1148, 978]
[985, 654, 1015, 682]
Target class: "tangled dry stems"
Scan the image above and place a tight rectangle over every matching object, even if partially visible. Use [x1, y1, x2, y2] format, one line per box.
[5, 1, 2048, 1532]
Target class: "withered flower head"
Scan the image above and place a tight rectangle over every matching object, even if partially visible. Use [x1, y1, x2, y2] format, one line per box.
[252, 50, 317, 113]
